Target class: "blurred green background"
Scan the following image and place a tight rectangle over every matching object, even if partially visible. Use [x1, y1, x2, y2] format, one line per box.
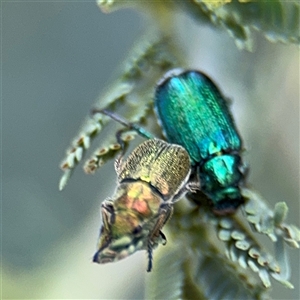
[2, 2, 299, 299]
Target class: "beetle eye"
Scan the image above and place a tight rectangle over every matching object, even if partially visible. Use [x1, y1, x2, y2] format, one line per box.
[132, 226, 142, 235]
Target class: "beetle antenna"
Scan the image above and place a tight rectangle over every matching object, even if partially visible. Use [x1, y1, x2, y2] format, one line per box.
[92, 108, 155, 140]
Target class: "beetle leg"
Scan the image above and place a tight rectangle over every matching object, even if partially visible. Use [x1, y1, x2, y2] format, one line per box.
[172, 171, 201, 203]
[183, 165, 201, 194]
[146, 205, 172, 272]
[147, 243, 153, 272]
[186, 180, 201, 193]
[149, 204, 173, 242]
[159, 230, 167, 245]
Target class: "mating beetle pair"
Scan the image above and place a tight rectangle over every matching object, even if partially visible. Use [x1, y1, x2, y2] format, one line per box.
[93, 69, 247, 270]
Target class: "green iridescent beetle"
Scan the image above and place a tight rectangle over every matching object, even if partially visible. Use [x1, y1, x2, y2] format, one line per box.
[154, 69, 245, 214]
[93, 138, 197, 271]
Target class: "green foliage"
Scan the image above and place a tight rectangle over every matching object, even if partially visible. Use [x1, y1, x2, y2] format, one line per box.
[176, 0, 300, 49]
[97, 0, 300, 50]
